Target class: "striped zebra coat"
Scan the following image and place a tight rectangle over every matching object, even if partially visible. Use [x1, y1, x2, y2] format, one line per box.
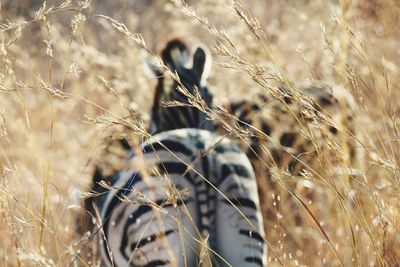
[84, 39, 267, 266]
[97, 129, 266, 266]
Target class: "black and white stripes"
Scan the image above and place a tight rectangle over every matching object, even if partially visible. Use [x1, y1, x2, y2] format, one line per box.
[148, 39, 215, 134]
[98, 129, 266, 266]
[88, 39, 267, 267]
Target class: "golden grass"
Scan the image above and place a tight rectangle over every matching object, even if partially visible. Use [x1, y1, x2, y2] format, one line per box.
[0, 0, 399, 266]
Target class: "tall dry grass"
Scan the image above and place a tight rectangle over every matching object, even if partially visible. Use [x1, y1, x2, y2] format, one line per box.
[0, 0, 399, 266]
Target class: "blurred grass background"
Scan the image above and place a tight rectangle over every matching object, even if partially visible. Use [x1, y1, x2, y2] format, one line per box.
[0, 0, 399, 266]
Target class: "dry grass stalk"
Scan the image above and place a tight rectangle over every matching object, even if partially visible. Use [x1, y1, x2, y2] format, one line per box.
[0, 0, 399, 266]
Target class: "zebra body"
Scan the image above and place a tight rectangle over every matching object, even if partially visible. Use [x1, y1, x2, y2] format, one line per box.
[98, 129, 266, 266]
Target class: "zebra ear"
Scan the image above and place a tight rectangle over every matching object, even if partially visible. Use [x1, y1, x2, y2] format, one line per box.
[142, 51, 163, 78]
[161, 39, 189, 71]
[192, 46, 211, 85]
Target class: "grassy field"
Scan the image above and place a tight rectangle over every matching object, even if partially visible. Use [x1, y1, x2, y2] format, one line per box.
[0, 0, 399, 266]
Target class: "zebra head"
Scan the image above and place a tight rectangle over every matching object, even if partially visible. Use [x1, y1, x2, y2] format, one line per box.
[147, 39, 215, 134]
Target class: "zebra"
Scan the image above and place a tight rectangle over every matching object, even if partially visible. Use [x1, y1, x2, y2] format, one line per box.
[83, 40, 267, 266]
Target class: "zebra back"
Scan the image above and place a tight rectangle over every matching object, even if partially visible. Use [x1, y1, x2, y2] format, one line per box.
[98, 129, 266, 266]
[148, 39, 215, 134]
